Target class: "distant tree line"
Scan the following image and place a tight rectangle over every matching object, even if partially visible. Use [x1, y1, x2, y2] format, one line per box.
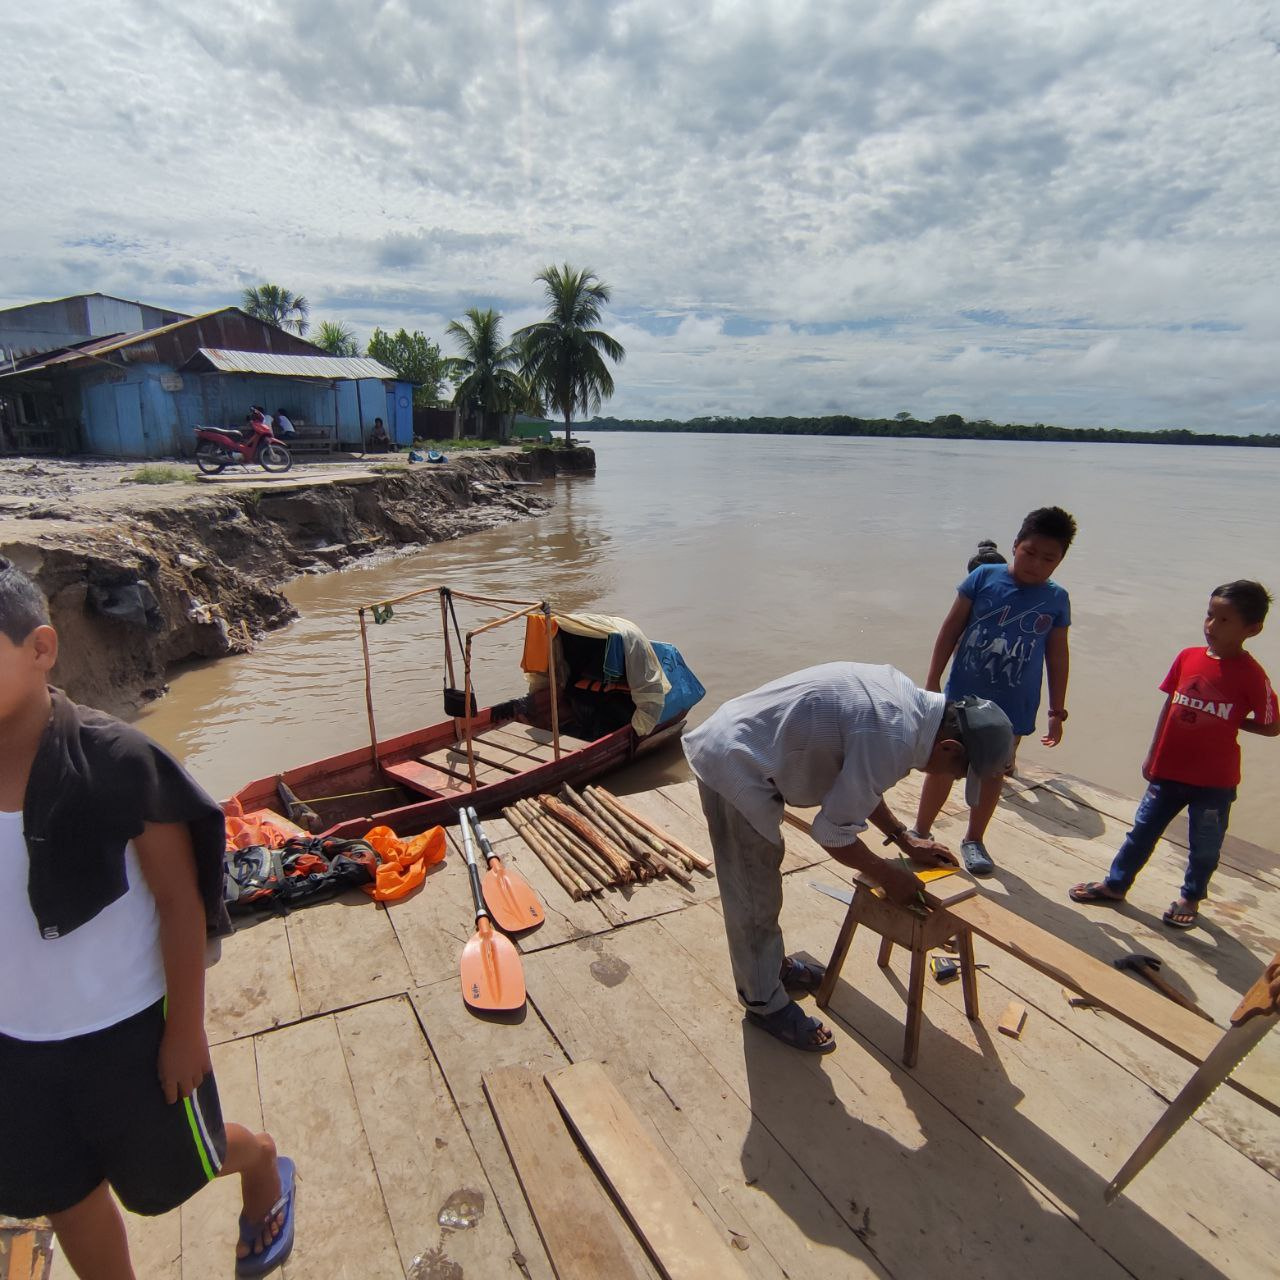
[585, 413, 1280, 447]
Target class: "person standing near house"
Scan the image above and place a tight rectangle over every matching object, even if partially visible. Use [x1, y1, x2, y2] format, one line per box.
[272, 409, 296, 440]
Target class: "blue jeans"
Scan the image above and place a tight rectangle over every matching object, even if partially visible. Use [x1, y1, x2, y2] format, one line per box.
[1106, 778, 1236, 903]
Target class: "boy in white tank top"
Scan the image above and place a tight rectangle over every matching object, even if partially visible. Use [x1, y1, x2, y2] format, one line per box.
[0, 559, 296, 1277]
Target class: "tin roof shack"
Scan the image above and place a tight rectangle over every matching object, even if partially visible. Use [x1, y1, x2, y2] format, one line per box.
[0, 308, 411, 458]
[0, 292, 191, 360]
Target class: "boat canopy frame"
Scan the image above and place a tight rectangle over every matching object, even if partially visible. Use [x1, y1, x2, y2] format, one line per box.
[356, 585, 562, 790]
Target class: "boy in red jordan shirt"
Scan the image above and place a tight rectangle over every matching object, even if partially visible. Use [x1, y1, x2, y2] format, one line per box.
[1070, 581, 1277, 929]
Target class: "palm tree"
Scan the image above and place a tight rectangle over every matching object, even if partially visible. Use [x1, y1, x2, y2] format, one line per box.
[515, 264, 624, 443]
[240, 283, 310, 335]
[313, 320, 358, 356]
[445, 308, 525, 439]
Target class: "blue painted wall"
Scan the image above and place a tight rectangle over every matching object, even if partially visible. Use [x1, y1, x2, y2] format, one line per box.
[70, 364, 400, 458]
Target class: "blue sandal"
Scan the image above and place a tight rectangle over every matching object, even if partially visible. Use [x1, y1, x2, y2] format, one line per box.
[236, 1156, 297, 1277]
[746, 1001, 836, 1053]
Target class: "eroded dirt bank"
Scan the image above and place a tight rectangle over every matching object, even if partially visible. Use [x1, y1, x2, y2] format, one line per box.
[0, 447, 593, 714]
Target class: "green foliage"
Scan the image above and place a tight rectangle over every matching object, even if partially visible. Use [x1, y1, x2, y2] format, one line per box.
[313, 320, 359, 356]
[241, 283, 310, 335]
[367, 327, 447, 407]
[515, 264, 625, 443]
[411, 437, 494, 451]
[587, 415, 1280, 447]
[445, 308, 527, 438]
[128, 464, 198, 485]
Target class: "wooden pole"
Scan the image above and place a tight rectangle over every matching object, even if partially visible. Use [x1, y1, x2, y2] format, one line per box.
[540, 795, 633, 880]
[515, 800, 616, 888]
[544, 603, 561, 761]
[504, 805, 587, 898]
[592, 786, 712, 871]
[587, 786, 695, 871]
[463, 634, 477, 790]
[358, 607, 380, 769]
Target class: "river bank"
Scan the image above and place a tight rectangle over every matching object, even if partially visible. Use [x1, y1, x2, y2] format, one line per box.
[0, 446, 592, 714]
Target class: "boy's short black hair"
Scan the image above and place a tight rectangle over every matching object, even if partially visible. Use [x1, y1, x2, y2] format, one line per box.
[1016, 506, 1077, 552]
[1211, 580, 1272, 627]
[0, 557, 50, 644]
[968, 539, 1008, 572]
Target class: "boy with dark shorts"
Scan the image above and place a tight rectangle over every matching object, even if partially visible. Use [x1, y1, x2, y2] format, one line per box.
[911, 506, 1076, 875]
[0, 559, 296, 1278]
[1070, 580, 1277, 929]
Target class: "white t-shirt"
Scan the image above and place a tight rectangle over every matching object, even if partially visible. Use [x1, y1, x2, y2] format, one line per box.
[275, 413, 296, 436]
[682, 662, 945, 847]
[0, 810, 166, 1040]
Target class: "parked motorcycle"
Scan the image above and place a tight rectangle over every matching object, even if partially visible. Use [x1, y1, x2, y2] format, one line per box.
[194, 416, 292, 474]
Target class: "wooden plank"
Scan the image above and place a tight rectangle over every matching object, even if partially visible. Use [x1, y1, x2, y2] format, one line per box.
[946, 894, 1280, 1114]
[480, 725, 559, 763]
[545, 1062, 751, 1280]
[255, 1014, 404, 1278]
[383, 851, 478, 989]
[205, 914, 302, 1045]
[482, 1067, 650, 1280]
[336, 997, 526, 1277]
[421, 747, 516, 785]
[284, 890, 412, 1017]
[383, 758, 469, 797]
[998, 1001, 1028, 1038]
[409, 979, 597, 1280]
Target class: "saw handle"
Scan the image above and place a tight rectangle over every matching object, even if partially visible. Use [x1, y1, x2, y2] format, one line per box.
[1233, 950, 1280, 1026]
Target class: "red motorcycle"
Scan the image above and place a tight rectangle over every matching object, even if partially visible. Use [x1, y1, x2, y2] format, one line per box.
[194, 416, 292, 474]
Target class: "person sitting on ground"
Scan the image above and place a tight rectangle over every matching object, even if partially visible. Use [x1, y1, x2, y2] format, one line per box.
[0, 558, 297, 1277]
[683, 662, 1014, 1053]
[967, 538, 1008, 571]
[1070, 580, 1277, 930]
[369, 417, 391, 453]
[273, 409, 296, 439]
[911, 506, 1076, 877]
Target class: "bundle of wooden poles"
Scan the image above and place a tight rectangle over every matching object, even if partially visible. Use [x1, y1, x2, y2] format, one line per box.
[503, 784, 711, 901]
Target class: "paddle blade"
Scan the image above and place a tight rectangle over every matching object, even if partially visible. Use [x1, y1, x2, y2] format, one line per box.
[461, 917, 526, 1011]
[482, 862, 545, 932]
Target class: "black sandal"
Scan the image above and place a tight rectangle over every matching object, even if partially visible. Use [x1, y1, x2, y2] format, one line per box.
[746, 1001, 836, 1053]
[780, 955, 827, 996]
[1068, 881, 1125, 905]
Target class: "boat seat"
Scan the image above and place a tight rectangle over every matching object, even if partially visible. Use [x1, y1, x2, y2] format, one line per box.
[381, 758, 470, 799]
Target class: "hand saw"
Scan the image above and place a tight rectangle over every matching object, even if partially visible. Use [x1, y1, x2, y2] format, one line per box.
[1104, 950, 1279, 1202]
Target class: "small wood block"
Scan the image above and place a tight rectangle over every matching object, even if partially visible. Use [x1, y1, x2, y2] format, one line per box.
[998, 1000, 1028, 1038]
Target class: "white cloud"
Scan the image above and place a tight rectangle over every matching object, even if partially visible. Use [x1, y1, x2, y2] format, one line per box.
[3, 0, 1278, 430]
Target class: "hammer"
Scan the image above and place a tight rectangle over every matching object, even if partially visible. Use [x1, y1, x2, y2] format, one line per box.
[1113, 954, 1215, 1022]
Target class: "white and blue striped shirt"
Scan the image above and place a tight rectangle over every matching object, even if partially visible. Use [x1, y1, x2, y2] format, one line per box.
[683, 663, 945, 847]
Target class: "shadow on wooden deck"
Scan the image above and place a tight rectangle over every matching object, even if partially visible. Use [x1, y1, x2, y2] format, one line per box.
[44, 773, 1280, 1278]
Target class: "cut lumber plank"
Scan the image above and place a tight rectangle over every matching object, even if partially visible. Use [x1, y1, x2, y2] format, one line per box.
[383, 757, 469, 797]
[545, 1061, 751, 1280]
[205, 913, 302, 1044]
[946, 895, 1280, 1115]
[998, 1000, 1028, 1038]
[482, 1067, 650, 1280]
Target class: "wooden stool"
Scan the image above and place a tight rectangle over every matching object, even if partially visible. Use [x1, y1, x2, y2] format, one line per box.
[816, 879, 979, 1067]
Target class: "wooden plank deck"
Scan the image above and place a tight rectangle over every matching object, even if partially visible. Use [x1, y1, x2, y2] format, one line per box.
[42, 774, 1280, 1278]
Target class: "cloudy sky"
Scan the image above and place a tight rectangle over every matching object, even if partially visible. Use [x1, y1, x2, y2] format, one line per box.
[5, 1, 1278, 430]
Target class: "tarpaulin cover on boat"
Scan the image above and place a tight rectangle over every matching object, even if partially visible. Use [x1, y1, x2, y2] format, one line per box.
[524, 612, 702, 736]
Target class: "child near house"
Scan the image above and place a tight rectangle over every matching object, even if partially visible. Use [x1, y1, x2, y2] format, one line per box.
[911, 506, 1077, 875]
[0, 558, 296, 1277]
[1070, 581, 1277, 929]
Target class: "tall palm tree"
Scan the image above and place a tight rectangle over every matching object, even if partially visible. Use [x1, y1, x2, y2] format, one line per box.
[445, 308, 525, 439]
[313, 320, 358, 356]
[240, 283, 310, 335]
[515, 264, 624, 442]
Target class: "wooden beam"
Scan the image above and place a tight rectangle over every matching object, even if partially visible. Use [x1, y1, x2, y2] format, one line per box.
[483, 1067, 650, 1280]
[545, 1061, 751, 1280]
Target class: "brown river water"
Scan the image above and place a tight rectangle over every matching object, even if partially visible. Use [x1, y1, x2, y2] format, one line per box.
[136, 433, 1280, 852]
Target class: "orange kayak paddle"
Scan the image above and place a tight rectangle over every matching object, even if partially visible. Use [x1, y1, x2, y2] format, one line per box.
[458, 808, 526, 1012]
[467, 806, 545, 933]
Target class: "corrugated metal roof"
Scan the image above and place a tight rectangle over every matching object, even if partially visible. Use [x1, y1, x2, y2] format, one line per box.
[191, 348, 397, 380]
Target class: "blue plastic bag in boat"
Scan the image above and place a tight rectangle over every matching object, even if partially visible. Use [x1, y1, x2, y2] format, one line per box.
[652, 642, 706, 725]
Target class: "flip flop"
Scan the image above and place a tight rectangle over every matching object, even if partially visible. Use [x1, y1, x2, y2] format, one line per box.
[1162, 902, 1199, 930]
[746, 1001, 836, 1053]
[780, 955, 826, 996]
[236, 1156, 297, 1277]
[1068, 881, 1125, 905]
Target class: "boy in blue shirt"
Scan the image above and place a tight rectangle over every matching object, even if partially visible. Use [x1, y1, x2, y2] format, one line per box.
[0, 559, 296, 1277]
[911, 507, 1076, 874]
